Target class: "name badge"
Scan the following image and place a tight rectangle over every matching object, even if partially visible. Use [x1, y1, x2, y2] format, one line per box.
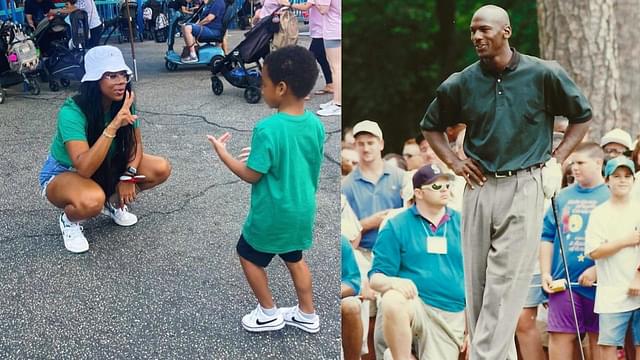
[427, 236, 447, 254]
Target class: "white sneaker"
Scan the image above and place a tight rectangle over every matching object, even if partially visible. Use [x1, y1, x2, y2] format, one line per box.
[319, 99, 334, 109]
[59, 214, 89, 253]
[317, 103, 341, 117]
[181, 55, 198, 63]
[280, 305, 320, 333]
[241, 305, 285, 332]
[102, 202, 138, 226]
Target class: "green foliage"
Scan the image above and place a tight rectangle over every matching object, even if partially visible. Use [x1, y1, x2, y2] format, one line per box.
[343, 0, 539, 153]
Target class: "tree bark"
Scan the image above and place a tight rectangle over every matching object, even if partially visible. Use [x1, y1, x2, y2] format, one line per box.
[537, 0, 621, 141]
[614, 0, 640, 141]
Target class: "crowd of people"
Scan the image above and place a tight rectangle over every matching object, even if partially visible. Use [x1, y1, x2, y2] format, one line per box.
[341, 118, 640, 360]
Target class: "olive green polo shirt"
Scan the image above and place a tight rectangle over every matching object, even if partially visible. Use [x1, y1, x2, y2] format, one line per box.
[420, 49, 592, 172]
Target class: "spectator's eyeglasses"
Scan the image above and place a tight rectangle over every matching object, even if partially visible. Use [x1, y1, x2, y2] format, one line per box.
[102, 71, 132, 83]
[421, 182, 451, 191]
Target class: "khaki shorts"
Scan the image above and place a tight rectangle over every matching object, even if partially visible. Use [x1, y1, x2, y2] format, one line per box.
[377, 296, 465, 360]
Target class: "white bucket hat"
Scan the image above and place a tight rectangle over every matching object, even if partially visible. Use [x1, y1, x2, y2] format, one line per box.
[81, 45, 133, 82]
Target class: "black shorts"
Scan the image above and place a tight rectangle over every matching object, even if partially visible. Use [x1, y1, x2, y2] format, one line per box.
[236, 235, 303, 268]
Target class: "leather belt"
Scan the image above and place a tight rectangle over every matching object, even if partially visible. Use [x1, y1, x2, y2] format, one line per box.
[488, 163, 544, 178]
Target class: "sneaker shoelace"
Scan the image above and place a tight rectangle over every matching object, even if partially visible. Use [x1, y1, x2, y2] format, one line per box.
[63, 221, 84, 238]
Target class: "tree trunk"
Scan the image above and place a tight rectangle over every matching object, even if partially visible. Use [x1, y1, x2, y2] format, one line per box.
[537, 0, 621, 141]
[614, 0, 640, 141]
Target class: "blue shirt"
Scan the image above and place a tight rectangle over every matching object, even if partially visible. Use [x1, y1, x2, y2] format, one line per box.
[341, 163, 404, 249]
[369, 205, 465, 312]
[203, 0, 226, 32]
[341, 236, 361, 295]
[541, 183, 610, 300]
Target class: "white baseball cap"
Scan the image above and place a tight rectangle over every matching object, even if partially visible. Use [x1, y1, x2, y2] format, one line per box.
[600, 128, 632, 150]
[353, 120, 383, 140]
[81, 45, 133, 82]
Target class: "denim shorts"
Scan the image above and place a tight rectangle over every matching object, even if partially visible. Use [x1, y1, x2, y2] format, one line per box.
[523, 273, 548, 308]
[38, 154, 73, 198]
[598, 309, 640, 346]
[189, 24, 222, 40]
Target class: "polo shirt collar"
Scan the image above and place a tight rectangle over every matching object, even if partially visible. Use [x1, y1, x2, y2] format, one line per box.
[353, 162, 394, 182]
[479, 47, 520, 75]
[409, 204, 451, 230]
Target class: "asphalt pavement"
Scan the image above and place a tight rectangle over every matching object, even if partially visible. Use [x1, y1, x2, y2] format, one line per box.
[0, 28, 341, 359]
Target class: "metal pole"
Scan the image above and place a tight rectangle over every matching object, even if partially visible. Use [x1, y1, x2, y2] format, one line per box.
[124, 2, 138, 81]
[551, 196, 586, 360]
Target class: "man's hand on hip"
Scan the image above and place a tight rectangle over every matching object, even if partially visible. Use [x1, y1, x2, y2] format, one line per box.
[541, 158, 563, 199]
[451, 158, 485, 189]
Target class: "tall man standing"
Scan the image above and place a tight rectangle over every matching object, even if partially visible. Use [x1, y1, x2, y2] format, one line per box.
[420, 5, 592, 359]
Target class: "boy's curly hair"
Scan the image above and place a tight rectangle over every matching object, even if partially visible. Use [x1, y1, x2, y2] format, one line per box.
[263, 45, 319, 99]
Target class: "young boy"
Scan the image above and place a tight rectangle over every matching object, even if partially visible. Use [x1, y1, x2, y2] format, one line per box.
[540, 142, 609, 360]
[585, 156, 640, 358]
[207, 46, 324, 333]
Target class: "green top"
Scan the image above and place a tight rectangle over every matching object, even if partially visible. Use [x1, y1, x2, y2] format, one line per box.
[50, 97, 139, 167]
[242, 111, 325, 254]
[420, 49, 592, 172]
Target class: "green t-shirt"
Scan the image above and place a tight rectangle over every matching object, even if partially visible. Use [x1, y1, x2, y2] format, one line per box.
[50, 97, 139, 167]
[242, 111, 325, 254]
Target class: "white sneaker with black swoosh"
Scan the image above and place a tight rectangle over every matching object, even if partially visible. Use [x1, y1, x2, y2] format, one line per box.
[241, 305, 285, 332]
[280, 305, 320, 333]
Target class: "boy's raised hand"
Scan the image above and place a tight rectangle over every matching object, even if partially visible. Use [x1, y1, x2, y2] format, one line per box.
[207, 132, 231, 156]
[239, 147, 251, 163]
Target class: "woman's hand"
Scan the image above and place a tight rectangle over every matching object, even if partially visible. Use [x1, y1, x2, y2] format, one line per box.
[117, 181, 137, 208]
[110, 90, 138, 130]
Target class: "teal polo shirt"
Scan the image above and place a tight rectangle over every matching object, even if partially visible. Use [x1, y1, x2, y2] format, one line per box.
[341, 163, 404, 249]
[369, 205, 465, 312]
[420, 49, 592, 172]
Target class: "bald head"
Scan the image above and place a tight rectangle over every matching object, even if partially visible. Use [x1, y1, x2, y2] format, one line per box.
[472, 5, 511, 28]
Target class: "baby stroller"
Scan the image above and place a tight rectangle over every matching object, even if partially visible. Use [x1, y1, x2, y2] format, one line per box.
[210, 10, 278, 104]
[34, 11, 88, 91]
[103, 0, 142, 43]
[0, 20, 40, 104]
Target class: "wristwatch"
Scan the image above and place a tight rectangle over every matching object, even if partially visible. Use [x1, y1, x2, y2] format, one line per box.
[126, 166, 137, 175]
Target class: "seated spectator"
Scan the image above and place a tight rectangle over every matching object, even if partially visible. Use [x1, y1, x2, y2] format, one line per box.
[383, 153, 407, 171]
[601, 128, 632, 162]
[341, 144, 358, 177]
[342, 235, 363, 360]
[180, 0, 225, 63]
[370, 164, 466, 360]
[402, 139, 425, 171]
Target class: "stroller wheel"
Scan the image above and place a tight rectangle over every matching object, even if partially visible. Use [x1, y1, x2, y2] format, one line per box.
[0, 89, 5, 104]
[29, 81, 41, 95]
[60, 79, 70, 88]
[165, 60, 178, 71]
[211, 76, 223, 95]
[244, 86, 261, 104]
[210, 55, 224, 74]
[49, 81, 60, 92]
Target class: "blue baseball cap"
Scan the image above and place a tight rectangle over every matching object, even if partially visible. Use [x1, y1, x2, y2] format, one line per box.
[604, 156, 636, 178]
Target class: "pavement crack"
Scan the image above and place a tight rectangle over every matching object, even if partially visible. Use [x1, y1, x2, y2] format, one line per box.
[137, 109, 252, 132]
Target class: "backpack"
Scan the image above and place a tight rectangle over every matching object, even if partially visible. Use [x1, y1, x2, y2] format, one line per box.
[154, 13, 169, 42]
[143, 7, 153, 20]
[271, 8, 298, 50]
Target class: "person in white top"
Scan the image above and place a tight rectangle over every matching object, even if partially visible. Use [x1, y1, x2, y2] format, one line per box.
[585, 156, 640, 359]
[59, 0, 103, 48]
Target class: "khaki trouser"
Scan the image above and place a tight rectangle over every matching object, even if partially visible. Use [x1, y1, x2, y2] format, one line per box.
[463, 168, 544, 360]
[376, 296, 465, 360]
